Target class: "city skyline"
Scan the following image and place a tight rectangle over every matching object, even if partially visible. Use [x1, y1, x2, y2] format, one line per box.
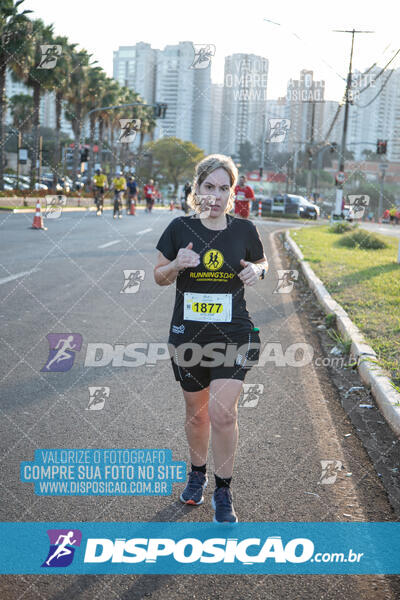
[24, 0, 400, 102]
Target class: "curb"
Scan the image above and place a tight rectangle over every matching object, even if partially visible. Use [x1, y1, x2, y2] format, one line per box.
[285, 228, 400, 438]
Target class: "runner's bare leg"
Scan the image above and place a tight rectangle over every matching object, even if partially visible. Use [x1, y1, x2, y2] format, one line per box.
[208, 379, 243, 478]
[182, 388, 210, 466]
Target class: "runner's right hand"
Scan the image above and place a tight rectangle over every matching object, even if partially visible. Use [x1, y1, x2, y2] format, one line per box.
[174, 242, 200, 270]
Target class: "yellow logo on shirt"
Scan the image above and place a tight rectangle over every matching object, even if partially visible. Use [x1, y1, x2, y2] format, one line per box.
[203, 249, 224, 271]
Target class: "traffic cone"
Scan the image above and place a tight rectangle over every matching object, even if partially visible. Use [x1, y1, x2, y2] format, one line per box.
[169, 200, 174, 211]
[130, 198, 136, 215]
[31, 199, 47, 230]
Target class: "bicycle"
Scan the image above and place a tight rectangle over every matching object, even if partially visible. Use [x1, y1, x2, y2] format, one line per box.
[114, 189, 124, 219]
[93, 187, 105, 215]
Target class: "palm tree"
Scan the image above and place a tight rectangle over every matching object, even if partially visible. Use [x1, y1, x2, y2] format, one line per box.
[51, 36, 76, 187]
[64, 49, 92, 180]
[23, 18, 57, 187]
[9, 93, 33, 135]
[96, 77, 120, 173]
[0, 0, 32, 189]
[86, 66, 107, 181]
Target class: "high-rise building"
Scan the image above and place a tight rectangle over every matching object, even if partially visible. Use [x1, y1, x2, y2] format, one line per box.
[220, 53, 269, 158]
[347, 67, 400, 162]
[113, 43, 157, 105]
[154, 42, 211, 153]
[284, 70, 325, 154]
[209, 84, 224, 153]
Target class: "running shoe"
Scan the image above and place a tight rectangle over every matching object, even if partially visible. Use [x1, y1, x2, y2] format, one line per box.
[119, 214, 122, 219]
[211, 487, 238, 523]
[179, 470, 208, 505]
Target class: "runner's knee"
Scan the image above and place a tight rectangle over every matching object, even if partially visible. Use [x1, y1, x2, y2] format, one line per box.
[208, 401, 237, 430]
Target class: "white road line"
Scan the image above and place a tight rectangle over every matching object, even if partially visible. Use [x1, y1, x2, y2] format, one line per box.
[136, 228, 152, 235]
[98, 240, 122, 249]
[0, 268, 39, 285]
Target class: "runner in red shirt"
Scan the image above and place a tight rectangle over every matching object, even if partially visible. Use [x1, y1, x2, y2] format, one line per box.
[144, 179, 155, 213]
[234, 175, 254, 219]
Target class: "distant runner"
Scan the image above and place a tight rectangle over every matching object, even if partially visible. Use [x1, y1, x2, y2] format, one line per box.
[234, 175, 255, 219]
[144, 179, 155, 213]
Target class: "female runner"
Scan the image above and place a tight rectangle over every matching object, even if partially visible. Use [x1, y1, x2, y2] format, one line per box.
[154, 154, 268, 523]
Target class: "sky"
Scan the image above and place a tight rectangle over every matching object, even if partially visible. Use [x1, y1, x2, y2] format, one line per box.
[24, 0, 400, 101]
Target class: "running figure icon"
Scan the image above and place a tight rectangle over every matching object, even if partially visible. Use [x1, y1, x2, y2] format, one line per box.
[45, 335, 77, 371]
[41, 333, 83, 372]
[45, 531, 77, 566]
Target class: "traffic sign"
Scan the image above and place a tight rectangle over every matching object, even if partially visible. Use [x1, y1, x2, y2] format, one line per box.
[335, 171, 345, 184]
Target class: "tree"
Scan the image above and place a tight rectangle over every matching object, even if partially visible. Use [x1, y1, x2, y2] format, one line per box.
[51, 36, 76, 187]
[9, 93, 33, 134]
[144, 137, 204, 193]
[86, 66, 107, 181]
[238, 140, 256, 172]
[64, 49, 92, 178]
[23, 18, 57, 187]
[0, 0, 32, 189]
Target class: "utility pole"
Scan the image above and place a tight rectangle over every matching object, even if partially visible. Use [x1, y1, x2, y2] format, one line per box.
[306, 101, 316, 198]
[259, 113, 268, 180]
[16, 132, 22, 190]
[37, 135, 43, 187]
[332, 28, 374, 221]
[378, 161, 388, 223]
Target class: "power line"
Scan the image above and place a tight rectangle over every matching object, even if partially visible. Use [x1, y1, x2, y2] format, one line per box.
[356, 47, 400, 95]
[355, 69, 395, 108]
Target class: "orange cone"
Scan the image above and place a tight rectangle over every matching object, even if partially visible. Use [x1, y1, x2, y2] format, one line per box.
[130, 198, 136, 215]
[169, 200, 174, 211]
[31, 199, 47, 230]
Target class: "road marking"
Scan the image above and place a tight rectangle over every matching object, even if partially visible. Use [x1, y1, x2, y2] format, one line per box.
[98, 240, 121, 249]
[0, 268, 39, 285]
[136, 228, 152, 235]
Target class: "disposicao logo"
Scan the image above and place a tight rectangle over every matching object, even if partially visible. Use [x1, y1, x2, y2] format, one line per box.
[41, 333, 82, 372]
[83, 535, 314, 564]
[42, 529, 82, 567]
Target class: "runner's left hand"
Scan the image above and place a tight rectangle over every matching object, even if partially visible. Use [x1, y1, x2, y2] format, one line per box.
[238, 259, 259, 286]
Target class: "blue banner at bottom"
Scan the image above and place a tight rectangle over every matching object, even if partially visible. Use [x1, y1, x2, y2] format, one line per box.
[0, 522, 399, 574]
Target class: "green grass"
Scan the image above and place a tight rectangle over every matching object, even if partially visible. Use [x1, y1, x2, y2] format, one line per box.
[292, 225, 400, 386]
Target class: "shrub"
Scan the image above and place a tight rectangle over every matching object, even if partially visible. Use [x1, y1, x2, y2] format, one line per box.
[328, 221, 358, 234]
[337, 229, 388, 250]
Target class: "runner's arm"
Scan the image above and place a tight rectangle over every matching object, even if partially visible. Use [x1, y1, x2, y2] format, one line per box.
[253, 256, 269, 275]
[154, 251, 180, 286]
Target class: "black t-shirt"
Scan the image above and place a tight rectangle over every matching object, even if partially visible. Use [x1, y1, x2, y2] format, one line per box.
[156, 214, 265, 344]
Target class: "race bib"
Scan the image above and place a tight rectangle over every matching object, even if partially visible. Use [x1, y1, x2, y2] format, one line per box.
[183, 293, 232, 322]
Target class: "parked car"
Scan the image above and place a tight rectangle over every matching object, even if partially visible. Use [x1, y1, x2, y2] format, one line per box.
[4, 175, 30, 190]
[252, 195, 273, 216]
[286, 194, 320, 219]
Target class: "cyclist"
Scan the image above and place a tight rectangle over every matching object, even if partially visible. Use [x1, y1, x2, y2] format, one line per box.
[92, 169, 108, 215]
[112, 171, 127, 219]
[154, 154, 268, 523]
[234, 175, 255, 219]
[126, 175, 138, 215]
[144, 179, 155, 213]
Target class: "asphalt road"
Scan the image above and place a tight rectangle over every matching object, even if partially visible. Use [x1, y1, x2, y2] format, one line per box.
[0, 207, 399, 599]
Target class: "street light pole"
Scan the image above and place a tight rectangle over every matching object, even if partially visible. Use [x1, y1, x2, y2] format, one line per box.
[378, 161, 388, 223]
[306, 101, 316, 198]
[332, 28, 374, 220]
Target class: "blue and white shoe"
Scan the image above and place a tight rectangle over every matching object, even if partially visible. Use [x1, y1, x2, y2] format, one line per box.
[179, 471, 208, 505]
[212, 487, 238, 523]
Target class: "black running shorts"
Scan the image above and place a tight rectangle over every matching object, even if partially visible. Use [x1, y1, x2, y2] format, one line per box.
[170, 329, 261, 392]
